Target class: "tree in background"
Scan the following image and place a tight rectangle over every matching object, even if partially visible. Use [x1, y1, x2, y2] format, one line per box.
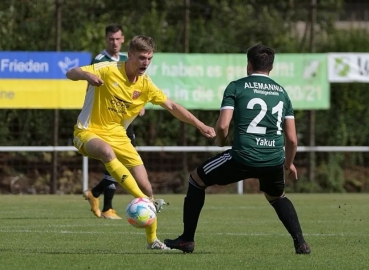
[1, 0, 369, 193]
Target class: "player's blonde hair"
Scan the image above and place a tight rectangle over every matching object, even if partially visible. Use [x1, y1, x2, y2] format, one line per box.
[128, 35, 156, 52]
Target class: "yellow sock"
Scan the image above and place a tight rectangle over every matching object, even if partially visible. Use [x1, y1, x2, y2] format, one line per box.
[104, 158, 147, 198]
[145, 217, 157, 244]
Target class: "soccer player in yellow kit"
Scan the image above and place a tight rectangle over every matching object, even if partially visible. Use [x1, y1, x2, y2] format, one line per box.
[86, 23, 145, 220]
[66, 35, 216, 250]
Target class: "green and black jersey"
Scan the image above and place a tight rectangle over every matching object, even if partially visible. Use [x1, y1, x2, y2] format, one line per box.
[92, 49, 128, 64]
[221, 74, 294, 167]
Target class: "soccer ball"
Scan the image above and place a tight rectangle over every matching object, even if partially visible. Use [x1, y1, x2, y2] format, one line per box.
[125, 197, 156, 228]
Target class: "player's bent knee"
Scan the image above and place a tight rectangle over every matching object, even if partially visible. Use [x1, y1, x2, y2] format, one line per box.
[85, 139, 116, 162]
[264, 191, 285, 202]
[190, 170, 207, 188]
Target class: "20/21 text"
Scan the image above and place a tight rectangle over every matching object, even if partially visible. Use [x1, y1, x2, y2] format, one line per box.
[284, 85, 323, 102]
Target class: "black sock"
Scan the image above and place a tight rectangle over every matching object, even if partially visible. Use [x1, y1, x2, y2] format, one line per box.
[270, 196, 305, 245]
[102, 181, 116, 212]
[181, 175, 206, 242]
[91, 179, 106, 198]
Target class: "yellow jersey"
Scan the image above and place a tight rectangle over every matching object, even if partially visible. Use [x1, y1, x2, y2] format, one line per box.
[76, 61, 167, 134]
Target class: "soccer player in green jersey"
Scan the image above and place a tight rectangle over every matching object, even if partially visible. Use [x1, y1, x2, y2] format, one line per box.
[93, 24, 128, 63]
[164, 44, 310, 255]
[83, 24, 144, 220]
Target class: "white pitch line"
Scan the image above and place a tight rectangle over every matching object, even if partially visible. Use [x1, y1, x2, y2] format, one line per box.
[1, 204, 365, 213]
[0, 219, 367, 230]
[0, 224, 126, 229]
[0, 229, 367, 237]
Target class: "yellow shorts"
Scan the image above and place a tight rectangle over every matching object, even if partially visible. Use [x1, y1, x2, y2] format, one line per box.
[73, 127, 143, 169]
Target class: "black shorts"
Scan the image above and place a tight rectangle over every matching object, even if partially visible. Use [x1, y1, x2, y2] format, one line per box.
[196, 150, 285, 196]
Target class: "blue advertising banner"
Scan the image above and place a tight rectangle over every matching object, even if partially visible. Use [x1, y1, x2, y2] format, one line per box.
[0, 52, 91, 79]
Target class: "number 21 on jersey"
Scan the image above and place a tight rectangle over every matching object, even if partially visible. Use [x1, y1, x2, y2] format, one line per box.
[246, 98, 283, 135]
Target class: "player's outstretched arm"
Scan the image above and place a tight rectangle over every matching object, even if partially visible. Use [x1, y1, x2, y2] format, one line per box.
[283, 118, 298, 179]
[66, 67, 104, 86]
[160, 98, 215, 138]
[215, 109, 233, 146]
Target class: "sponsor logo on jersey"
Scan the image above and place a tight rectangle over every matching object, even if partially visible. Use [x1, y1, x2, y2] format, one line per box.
[109, 95, 132, 114]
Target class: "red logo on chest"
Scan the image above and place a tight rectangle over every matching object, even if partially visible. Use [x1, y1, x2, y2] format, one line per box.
[132, 90, 141, 100]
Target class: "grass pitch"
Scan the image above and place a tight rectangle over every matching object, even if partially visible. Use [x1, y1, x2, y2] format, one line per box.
[0, 193, 368, 270]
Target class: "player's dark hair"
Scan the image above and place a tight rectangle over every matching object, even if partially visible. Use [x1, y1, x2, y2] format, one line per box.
[129, 35, 156, 52]
[247, 44, 275, 72]
[105, 24, 123, 36]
